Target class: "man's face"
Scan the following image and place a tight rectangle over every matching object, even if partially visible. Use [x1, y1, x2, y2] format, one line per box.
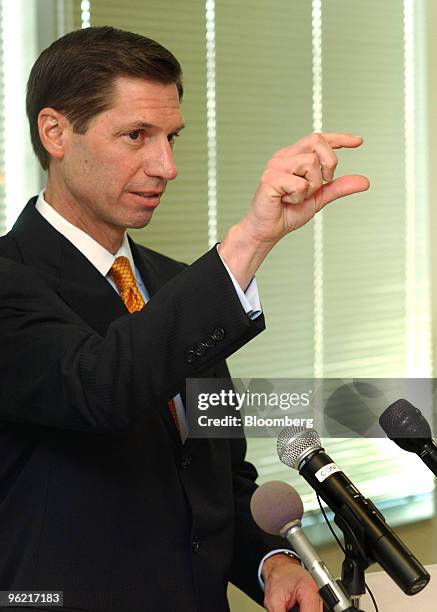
[59, 76, 184, 233]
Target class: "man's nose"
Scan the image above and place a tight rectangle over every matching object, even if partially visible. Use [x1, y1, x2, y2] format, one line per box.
[145, 139, 178, 181]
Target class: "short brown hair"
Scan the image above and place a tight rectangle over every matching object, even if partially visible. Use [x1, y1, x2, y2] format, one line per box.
[26, 26, 183, 170]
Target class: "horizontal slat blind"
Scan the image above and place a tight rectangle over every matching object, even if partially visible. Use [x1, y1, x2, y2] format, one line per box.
[215, 0, 316, 379]
[323, 0, 406, 377]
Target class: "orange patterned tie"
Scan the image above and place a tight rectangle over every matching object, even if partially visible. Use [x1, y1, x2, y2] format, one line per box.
[109, 256, 180, 434]
[109, 256, 145, 314]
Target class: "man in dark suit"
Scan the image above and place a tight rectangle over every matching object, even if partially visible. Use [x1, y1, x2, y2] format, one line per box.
[0, 26, 368, 611]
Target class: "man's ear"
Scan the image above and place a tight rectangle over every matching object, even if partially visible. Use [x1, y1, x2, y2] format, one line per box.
[38, 108, 70, 162]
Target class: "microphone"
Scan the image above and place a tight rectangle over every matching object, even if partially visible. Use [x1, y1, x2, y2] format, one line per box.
[251, 481, 356, 611]
[277, 426, 430, 596]
[379, 398, 437, 477]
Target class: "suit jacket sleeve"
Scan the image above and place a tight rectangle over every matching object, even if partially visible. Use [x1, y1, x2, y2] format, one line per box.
[0, 247, 264, 433]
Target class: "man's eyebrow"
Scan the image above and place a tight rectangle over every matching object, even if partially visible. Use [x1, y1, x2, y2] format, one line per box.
[120, 121, 186, 132]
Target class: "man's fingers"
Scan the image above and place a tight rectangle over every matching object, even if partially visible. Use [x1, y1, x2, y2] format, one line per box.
[264, 593, 296, 612]
[272, 141, 338, 183]
[316, 174, 370, 209]
[261, 168, 310, 204]
[294, 592, 323, 612]
[264, 581, 322, 612]
[268, 154, 324, 197]
[320, 132, 364, 150]
[313, 141, 338, 181]
[264, 599, 284, 612]
[292, 580, 323, 612]
[273, 132, 363, 159]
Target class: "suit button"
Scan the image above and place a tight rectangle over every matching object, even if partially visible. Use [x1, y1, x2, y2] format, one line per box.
[192, 537, 200, 553]
[213, 327, 225, 341]
[181, 456, 191, 469]
[185, 350, 197, 364]
[194, 342, 207, 356]
[204, 335, 216, 348]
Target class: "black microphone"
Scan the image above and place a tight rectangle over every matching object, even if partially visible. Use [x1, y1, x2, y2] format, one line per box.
[379, 398, 437, 477]
[251, 481, 357, 611]
[277, 426, 430, 596]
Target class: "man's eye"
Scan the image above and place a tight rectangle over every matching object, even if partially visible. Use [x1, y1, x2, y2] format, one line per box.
[168, 133, 180, 144]
[126, 130, 143, 141]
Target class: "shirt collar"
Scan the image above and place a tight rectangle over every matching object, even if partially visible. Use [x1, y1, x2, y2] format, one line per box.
[35, 189, 136, 277]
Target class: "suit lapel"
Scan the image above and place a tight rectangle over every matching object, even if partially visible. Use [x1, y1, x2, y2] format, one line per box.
[12, 198, 127, 336]
[128, 238, 163, 298]
[57, 247, 128, 336]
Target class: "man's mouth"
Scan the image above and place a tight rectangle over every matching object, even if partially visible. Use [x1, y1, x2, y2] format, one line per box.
[131, 191, 163, 198]
[129, 191, 164, 206]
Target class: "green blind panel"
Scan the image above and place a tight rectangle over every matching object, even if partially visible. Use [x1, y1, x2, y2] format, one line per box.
[323, 0, 406, 377]
[76, 0, 208, 264]
[71, 0, 82, 29]
[215, 0, 315, 378]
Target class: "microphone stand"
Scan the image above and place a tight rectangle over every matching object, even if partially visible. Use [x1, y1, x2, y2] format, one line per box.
[287, 516, 368, 611]
[335, 514, 370, 611]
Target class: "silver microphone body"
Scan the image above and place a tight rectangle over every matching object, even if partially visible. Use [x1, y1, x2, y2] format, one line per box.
[250, 480, 356, 611]
[281, 518, 354, 612]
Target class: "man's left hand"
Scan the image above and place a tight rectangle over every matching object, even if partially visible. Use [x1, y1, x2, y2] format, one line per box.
[262, 553, 322, 612]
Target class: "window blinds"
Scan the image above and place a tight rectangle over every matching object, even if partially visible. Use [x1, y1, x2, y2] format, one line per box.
[70, 0, 434, 534]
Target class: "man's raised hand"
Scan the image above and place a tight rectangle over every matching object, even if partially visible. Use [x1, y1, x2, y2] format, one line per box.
[219, 132, 369, 290]
[242, 132, 369, 243]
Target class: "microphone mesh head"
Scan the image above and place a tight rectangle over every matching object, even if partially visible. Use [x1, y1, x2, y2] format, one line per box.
[277, 426, 321, 470]
[250, 481, 304, 535]
[379, 399, 432, 453]
[379, 399, 432, 439]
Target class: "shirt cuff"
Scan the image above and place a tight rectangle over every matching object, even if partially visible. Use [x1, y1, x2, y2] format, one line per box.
[217, 246, 262, 320]
[258, 549, 303, 591]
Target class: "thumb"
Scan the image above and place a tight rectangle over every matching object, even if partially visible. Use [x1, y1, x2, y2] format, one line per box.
[316, 174, 369, 210]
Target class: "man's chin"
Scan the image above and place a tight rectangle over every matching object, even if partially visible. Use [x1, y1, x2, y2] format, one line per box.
[125, 210, 156, 230]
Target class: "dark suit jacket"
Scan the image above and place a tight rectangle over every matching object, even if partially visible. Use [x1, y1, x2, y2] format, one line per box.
[0, 198, 289, 612]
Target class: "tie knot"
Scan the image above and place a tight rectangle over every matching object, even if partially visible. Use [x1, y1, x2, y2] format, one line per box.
[110, 256, 136, 291]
